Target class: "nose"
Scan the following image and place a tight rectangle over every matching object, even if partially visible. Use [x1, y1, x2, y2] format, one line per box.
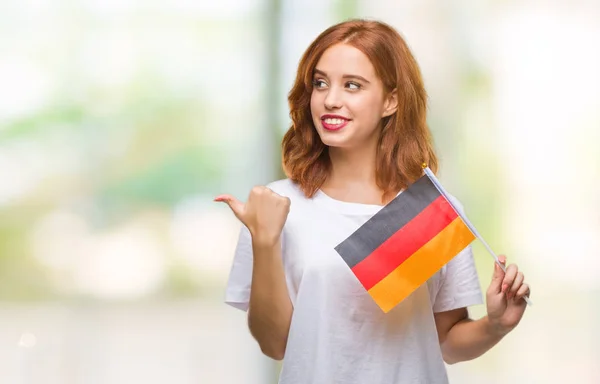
[324, 87, 342, 110]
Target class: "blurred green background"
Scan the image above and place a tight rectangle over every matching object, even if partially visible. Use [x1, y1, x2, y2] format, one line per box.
[0, 0, 598, 382]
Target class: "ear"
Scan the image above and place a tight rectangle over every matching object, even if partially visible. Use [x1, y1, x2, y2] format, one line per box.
[382, 88, 398, 118]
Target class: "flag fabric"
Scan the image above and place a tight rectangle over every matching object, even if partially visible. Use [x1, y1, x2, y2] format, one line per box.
[334, 174, 475, 313]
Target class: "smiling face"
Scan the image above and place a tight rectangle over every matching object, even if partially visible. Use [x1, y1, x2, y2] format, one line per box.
[310, 43, 397, 150]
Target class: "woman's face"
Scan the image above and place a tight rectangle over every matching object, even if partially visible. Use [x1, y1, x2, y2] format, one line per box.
[310, 43, 397, 150]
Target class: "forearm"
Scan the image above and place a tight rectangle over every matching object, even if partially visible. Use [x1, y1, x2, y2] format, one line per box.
[441, 316, 507, 364]
[248, 239, 293, 360]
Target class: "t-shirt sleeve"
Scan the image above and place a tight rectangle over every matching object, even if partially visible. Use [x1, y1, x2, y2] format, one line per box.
[432, 194, 484, 313]
[224, 224, 253, 312]
[432, 244, 484, 313]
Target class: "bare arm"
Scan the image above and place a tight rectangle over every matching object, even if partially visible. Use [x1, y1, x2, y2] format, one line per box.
[434, 255, 530, 364]
[435, 309, 505, 364]
[216, 186, 302, 361]
[247, 239, 293, 360]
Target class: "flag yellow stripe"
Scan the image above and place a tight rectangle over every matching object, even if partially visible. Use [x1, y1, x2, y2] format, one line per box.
[367, 217, 475, 313]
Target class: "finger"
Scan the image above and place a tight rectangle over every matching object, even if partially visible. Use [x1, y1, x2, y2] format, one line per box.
[267, 190, 291, 207]
[501, 264, 518, 295]
[490, 255, 506, 293]
[267, 188, 287, 201]
[508, 272, 524, 300]
[515, 284, 530, 300]
[214, 194, 245, 219]
[280, 196, 291, 208]
[248, 186, 267, 201]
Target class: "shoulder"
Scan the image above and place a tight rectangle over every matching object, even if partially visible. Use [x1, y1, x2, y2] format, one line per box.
[265, 178, 304, 199]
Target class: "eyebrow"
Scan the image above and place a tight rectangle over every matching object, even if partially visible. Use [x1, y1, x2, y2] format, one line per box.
[313, 69, 371, 84]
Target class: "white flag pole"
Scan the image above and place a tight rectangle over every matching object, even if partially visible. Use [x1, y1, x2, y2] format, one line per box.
[422, 164, 532, 307]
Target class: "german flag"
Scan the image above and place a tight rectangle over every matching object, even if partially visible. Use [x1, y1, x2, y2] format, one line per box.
[334, 175, 475, 313]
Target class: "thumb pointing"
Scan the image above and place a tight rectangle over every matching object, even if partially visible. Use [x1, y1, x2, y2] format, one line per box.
[214, 194, 245, 220]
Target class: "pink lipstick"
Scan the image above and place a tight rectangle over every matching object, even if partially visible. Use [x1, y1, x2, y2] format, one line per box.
[321, 114, 350, 131]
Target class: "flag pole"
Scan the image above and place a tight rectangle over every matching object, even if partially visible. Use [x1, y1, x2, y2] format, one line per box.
[421, 164, 532, 307]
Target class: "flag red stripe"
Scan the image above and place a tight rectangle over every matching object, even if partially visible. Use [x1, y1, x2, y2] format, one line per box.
[368, 217, 475, 312]
[351, 195, 459, 290]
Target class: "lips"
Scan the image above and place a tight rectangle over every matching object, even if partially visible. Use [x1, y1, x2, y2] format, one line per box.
[321, 114, 350, 131]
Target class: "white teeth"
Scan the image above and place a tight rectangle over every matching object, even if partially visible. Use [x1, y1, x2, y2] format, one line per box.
[324, 118, 345, 124]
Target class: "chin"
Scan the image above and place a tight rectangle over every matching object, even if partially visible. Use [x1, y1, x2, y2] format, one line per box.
[321, 139, 357, 149]
[317, 131, 352, 148]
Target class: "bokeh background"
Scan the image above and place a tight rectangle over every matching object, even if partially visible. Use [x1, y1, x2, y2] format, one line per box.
[0, 0, 599, 383]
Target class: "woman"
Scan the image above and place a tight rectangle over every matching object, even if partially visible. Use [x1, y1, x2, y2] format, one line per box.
[216, 19, 530, 384]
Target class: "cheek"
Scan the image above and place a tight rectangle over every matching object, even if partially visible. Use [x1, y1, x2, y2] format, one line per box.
[350, 95, 384, 123]
[310, 92, 321, 118]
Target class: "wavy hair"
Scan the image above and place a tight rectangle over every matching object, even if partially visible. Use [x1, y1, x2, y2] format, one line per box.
[282, 19, 438, 199]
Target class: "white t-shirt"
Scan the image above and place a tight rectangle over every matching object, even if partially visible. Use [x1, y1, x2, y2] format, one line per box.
[225, 178, 483, 384]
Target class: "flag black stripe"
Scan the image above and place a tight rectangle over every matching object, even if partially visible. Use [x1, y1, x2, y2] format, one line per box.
[334, 176, 441, 268]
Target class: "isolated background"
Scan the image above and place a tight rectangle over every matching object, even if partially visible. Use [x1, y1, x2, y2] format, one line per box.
[0, 0, 599, 382]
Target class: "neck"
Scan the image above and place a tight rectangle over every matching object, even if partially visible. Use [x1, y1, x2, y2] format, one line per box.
[326, 140, 378, 188]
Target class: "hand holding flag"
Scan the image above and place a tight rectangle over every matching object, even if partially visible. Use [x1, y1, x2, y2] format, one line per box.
[486, 255, 530, 335]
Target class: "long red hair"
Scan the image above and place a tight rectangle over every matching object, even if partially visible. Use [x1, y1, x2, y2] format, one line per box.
[282, 19, 438, 199]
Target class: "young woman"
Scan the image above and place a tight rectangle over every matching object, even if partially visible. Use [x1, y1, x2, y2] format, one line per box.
[216, 19, 530, 384]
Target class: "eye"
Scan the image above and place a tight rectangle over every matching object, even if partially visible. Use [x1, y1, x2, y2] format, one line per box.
[312, 79, 328, 88]
[346, 82, 361, 90]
